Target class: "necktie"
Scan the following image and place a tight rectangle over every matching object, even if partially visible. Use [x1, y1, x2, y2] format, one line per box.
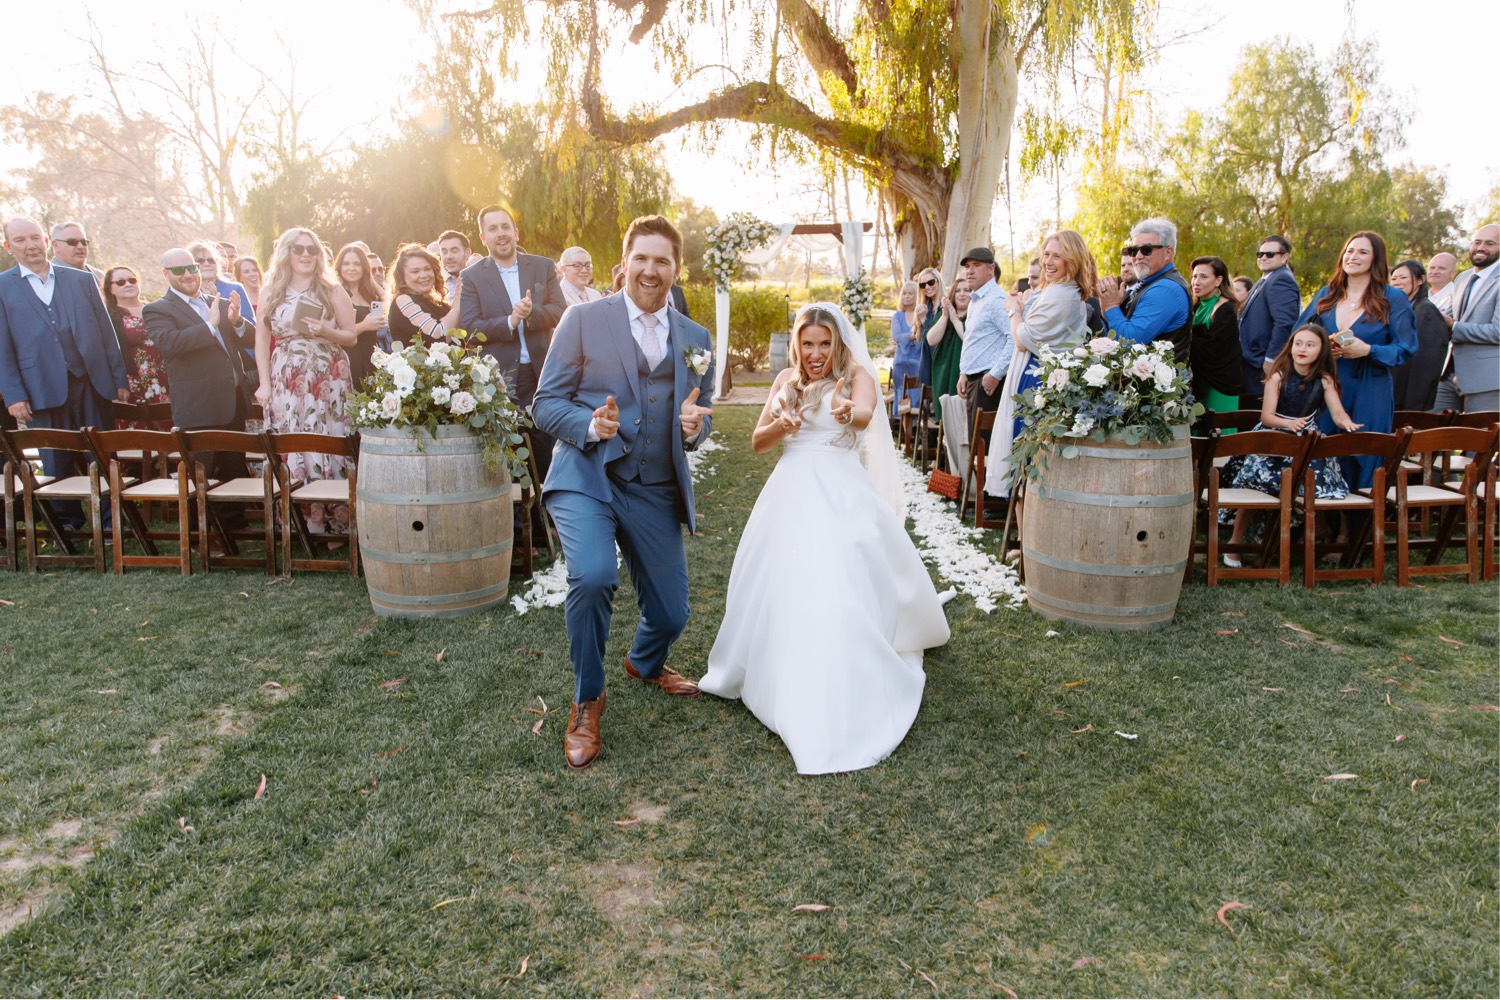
[641, 311, 663, 368]
[1456, 275, 1478, 320]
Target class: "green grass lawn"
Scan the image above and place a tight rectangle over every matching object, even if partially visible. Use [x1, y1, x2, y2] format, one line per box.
[0, 405, 1496, 997]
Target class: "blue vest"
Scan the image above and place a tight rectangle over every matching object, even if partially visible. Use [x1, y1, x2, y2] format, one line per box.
[608, 341, 676, 486]
[41, 286, 87, 377]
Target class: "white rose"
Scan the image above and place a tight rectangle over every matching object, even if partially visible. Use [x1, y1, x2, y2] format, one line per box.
[1083, 364, 1111, 387]
[450, 391, 477, 415]
[1153, 362, 1177, 391]
[1151, 339, 1173, 354]
[1072, 347, 1089, 358]
[392, 366, 417, 396]
[1047, 368, 1070, 390]
[426, 349, 453, 369]
[1087, 337, 1118, 357]
[370, 349, 389, 370]
[471, 364, 492, 384]
[1131, 357, 1157, 379]
[430, 386, 451, 405]
[444, 373, 461, 389]
[380, 392, 402, 419]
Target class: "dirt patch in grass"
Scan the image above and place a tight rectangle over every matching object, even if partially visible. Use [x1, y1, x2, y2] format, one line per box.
[588, 860, 661, 923]
[630, 802, 668, 825]
[257, 682, 297, 703]
[0, 891, 48, 936]
[212, 706, 248, 735]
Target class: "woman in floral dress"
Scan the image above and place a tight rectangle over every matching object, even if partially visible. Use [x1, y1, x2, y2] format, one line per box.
[104, 265, 170, 413]
[253, 228, 359, 537]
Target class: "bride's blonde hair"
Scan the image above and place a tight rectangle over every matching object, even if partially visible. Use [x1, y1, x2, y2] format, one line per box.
[781, 306, 855, 421]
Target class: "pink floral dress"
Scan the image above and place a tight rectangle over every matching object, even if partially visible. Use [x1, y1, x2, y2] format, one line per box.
[118, 311, 170, 406]
[269, 288, 353, 534]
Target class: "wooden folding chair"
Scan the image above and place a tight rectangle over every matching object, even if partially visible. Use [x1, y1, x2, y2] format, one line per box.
[960, 410, 1005, 528]
[85, 427, 197, 575]
[176, 428, 280, 574]
[1388, 425, 1498, 586]
[896, 375, 921, 456]
[1183, 434, 1218, 583]
[1212, 409, 1265, 434]
[2, 427, 111, 573]
[1204, 429, 1313, 585]
[265, 431, 359, 576]
[913, 384, 942, 471]
[1298, 430, 1408, 587]
[2, 430, 57, 571]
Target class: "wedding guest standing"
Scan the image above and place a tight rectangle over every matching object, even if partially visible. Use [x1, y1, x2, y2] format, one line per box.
[1232, 276, 1254, 314]
[1388, 259, 1450, 411]
[253, 228, 358, 539]
[189, 240, 256, 328]
[335, 242, 386, 388]
[558, 246, 604, 308]
[927, 277, 968, 412]
[1426, 252, 1458, 317]
[386, 244, 459, 346]
[889, 280, 922, 417]
[235, 256, 264, 303]
[1297, 230, 1416, 488]
[103, 265, 169, 407]
[1433, 224, 1499, 415]
[986, 230, 1095, 495]
[1097, 217, 1191, 361]
[49, 221, 105, 287]
[437, 230, 470, 302]
[914, 267, 942, 391]
[1187, 255, 1243, 416]
[1238, 235, 1300, 405]
[956, 246, 1007, 415]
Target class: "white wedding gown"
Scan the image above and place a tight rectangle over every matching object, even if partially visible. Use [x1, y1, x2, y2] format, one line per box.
[700, 390, 951, 774]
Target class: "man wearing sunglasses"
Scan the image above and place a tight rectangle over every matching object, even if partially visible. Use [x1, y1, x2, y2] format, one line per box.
[0, 216, 130, 525]
[1097, 218, 1191, 361]
[1237, 234, 1300, 406]
[49, 221, 106, 288]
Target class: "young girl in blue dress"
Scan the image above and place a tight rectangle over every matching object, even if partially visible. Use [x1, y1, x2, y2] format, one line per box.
[1220, 324, 1362, 565]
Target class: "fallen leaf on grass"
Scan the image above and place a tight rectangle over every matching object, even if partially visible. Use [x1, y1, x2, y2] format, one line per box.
[359, 777, 377, 795]
[792, 903, 835, 912]
[258, 681, 283, 690]
[253, 774, 267, 800]
[536, 696, 548, 713]
[378, 678, 405, 689]
[1113, 731, 1137, 740]
[1410, 778, 1428, 791]
[90, 689, 120, 695]
[800, 954, 827, 961]
[1026, 824, 1049, 843]
[435, 648, 446, 663]
[1325, 773, 1359, 781]
[612, 817, 642, 827]
[1216, 901, 1249, 932]
[499, 956, 530, 980]
[1221, 611, 1245, 617]
[1437, 636, 1463, 647]
[1071, 957, 1102, 969]
[0, 599, 14, 607]
[1050, 709, 1072, 716]
[994, 982, 1019, 999]
[1398, 653, 1413, 662]
[1214, 629, 1239, 635]
[530, 718, 544, 737]
[1471, 705, 1500, 712]
[373, 743, 410, 758]
[917, 970, 939, 992]
[1071, 724, 1094, 734]
[1261, 687, 1284, 692]
[177, 817, 194, 833]
[1384, 679, 1411, 690]
[1063, 679, 1086, 687]
[429, 896, 470, 912]
[522, 706, 545, 715]
[1279, 638, 1298, 647]
[1393, 734, 1407, 742]
[1339, 687, 1359, 693]
[1282, 622, 1317, 636]
[1386, 692, 1403, 711]
[384, 651, 402, 656]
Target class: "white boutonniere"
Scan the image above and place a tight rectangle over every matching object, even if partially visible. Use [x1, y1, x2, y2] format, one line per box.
[684, 346, 712, 376]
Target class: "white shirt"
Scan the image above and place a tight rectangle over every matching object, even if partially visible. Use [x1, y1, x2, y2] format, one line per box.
[17, 263, 55, 306]
[495, 261, 529, 364]
[1430, 281, 1456, 316]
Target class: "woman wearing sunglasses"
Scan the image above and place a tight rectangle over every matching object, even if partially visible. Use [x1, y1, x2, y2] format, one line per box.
[254, 228, 359, 540]
[103, 265, 170, 411]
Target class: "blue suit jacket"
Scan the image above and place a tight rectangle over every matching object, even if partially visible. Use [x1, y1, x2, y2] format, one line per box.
[532, 293, 715, 527]
[1239, 266, 1301, 396]
[0, 263, 128, 410]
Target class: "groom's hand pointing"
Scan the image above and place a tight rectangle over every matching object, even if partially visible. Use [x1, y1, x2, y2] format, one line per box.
[679, 387, 713, 439]
[593, 395, 620, 440]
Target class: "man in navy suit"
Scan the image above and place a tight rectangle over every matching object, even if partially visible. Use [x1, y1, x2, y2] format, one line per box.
[532, 215, 715, 770]
[0, 216, 129, 524]
[460, 203, 568, 483]
[1238, 234, 1302, 405]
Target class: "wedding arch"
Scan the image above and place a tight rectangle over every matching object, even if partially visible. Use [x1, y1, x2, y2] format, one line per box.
[703, 216, 873, 400]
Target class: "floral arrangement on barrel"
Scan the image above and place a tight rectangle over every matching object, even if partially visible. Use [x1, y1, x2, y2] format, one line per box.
[841, 268, 875, 329]
[704, 214, 781, 291]
[349, 331, 534, 486]
[1007, 335, 1204, 478]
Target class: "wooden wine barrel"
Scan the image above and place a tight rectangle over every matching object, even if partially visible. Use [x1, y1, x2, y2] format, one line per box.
[1021, 426, 1193, 631]
[356, 426, 512, 618]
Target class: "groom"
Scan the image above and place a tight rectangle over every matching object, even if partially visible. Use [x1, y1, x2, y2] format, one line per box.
[532, 215, 716, 770]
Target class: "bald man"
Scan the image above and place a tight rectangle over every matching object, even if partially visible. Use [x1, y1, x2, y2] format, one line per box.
[1432, 224, 1500, 413]
[1427, 252, 1458, 316]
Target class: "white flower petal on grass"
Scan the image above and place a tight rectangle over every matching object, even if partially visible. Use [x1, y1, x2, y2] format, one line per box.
[899, 459, 1025, 613]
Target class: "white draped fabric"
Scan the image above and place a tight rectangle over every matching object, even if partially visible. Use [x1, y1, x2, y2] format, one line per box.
[713, 221, 865, 400]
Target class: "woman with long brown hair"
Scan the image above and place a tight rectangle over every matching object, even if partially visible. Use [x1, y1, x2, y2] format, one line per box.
[1295, 230, 1416, 489]
[386, 243, 459, 346]
[335, 242, 387, 387]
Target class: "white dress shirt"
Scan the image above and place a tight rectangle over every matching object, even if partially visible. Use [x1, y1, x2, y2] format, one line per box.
[18, 263, 55, 306]
[495, 262, 530, 364]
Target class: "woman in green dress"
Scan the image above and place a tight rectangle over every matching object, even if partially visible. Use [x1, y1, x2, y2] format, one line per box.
[926, 273, 968, 422]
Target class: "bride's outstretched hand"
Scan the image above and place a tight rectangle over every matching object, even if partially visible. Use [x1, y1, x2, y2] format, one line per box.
[828, 378, 854, 425]
[773, 397, 802, 436]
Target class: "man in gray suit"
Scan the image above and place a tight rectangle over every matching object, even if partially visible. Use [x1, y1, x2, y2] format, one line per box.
[1433, 224, 1499, 414]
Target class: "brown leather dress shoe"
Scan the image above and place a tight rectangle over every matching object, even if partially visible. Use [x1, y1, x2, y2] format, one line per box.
[625, 656, 700, 697]
[564, 694, 606, 770]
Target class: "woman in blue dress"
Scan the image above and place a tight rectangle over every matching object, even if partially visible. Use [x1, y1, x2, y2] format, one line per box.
[889, 280, 923, 417]
[1297, 230, 1417, 489]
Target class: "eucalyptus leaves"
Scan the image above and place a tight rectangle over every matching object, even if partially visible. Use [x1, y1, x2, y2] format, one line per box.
[1008, 335, 1204, 479]
[350, 331, 535, 486]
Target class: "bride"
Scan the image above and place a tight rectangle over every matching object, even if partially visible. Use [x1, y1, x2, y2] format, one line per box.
[699, 303, 951, 774]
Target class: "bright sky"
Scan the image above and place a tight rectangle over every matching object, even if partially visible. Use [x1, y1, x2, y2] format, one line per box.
[5, 0, 1496, 258]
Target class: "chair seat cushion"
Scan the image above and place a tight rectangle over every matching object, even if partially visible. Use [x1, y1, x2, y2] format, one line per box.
[1205, 487, 1282, 507]
[38, 475, 132, 497]
[209, 477, 279, 501]
[289, 479, 351, 503]
[1389, 484, 1465, 504]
